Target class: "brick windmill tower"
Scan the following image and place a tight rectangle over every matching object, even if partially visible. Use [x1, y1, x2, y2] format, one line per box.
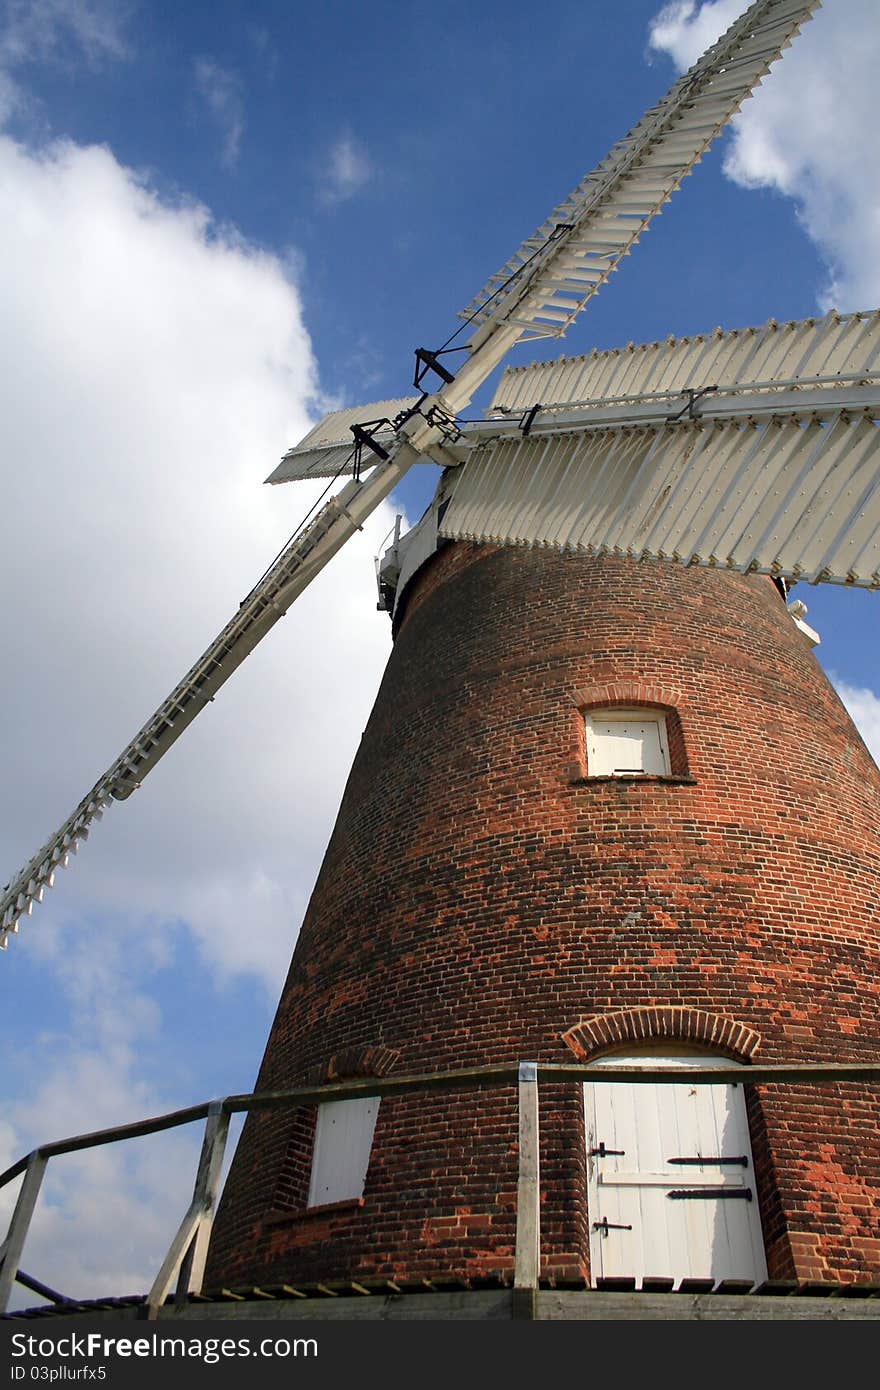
[3, 0, 879, 1306]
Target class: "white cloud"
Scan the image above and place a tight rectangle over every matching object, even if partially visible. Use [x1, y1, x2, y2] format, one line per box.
[0, 132, 401, 992]
[648, 0, 880, 310]
[320, 132, 373, 205]
[647, 0, 743, 70]
[0, 0, 128, 124]
[1, 0, 127, 65]
[0, 927, 201, 1307]
[194, 57, 245, 169]
[832, 679, 880, 769]
[0, 124, 406, 1307]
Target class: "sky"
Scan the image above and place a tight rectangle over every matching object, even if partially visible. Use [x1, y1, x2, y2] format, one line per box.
[0, 0, 878, 1306]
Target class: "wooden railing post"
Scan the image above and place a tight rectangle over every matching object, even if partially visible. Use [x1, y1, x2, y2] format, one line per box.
[0, 1151, 47, 1313]
[147, 1102, 229, 1317]
[513, 1061, 540, 1320]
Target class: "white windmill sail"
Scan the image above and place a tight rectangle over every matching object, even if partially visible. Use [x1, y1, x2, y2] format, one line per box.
[266, 398, 421, 483]
[440, 311, 880, 589]
[457, 0, 820, 354]
[2, 0, 821, 945]
[491, 310, 880, 416]
[443, 415, 880, 587]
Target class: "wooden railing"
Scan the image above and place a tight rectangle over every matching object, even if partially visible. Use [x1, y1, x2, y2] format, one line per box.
[2, 1060, 878, 1317]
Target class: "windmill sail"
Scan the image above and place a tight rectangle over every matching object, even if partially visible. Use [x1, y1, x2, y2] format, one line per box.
[458, 0, 820, 349]
[266, 398, 421, 483]
[441, 310, 880, 588]
[424, 0, 821, 412]
[491, 310, 880, 415]
[443, 413, 880, 587]
[2, 0, 822, 946]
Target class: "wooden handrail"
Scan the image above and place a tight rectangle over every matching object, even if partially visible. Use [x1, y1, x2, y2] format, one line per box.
[3, 1058, 879, 1314]
[3, 1060, 878, 1192]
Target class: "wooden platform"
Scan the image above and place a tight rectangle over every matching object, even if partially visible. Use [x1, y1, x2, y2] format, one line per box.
[6, 1277, 880, 1322]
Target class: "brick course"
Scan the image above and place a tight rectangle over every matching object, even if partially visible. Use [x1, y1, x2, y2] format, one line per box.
[206, 545, 880, 1289]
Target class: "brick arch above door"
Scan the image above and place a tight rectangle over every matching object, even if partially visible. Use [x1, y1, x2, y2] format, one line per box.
[562, 1008, 761, 1063]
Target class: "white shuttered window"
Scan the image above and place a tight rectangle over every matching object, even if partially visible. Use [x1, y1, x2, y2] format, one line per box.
[307, 1097, 380, 1207]
[585, 709, 670, 777]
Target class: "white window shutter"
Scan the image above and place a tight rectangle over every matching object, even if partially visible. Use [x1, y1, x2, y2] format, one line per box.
[307, 1097, 380, 1207]
[585, 710, 670, 776]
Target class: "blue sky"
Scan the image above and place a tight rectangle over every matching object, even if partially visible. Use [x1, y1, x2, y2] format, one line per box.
[0, 0, 878, 1303]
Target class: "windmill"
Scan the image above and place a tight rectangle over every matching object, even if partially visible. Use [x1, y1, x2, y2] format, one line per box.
[3, 0, 880, 1298]
[4, 0, 875, 947]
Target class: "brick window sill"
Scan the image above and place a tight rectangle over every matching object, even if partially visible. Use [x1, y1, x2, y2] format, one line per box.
[568, 773, 697, 787]
[264, 1197, 365, 1228]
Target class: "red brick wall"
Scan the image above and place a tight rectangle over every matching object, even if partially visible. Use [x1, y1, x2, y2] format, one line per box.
[206, 545, 880, 1288]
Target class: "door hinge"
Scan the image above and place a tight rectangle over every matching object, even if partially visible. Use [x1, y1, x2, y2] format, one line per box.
[589, 1142, 625, 1157]
[667, 1187, 753, 1201]
[667, 1155, 748, 1167]
[592, 1216, 633, 1236]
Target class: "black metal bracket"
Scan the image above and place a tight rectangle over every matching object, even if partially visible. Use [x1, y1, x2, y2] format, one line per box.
[422, 402, 461, 444]
[590, 1142, 626, 1158]
[350, 418, 392, 481]
[668, 1187, 753, 1201]
[666, 385, 718, 422]
[391, 396, 427, 432]
[383, 394, 461, 464]
[592, 1216, 633, 1236]
[519, 403, 542, 436]
[413, 346, 457, 391]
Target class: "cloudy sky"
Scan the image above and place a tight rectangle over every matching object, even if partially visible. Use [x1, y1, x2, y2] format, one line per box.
[1, 0, 878, 1306]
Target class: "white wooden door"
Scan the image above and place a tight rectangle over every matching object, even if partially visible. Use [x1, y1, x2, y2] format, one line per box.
[584, 1056, 767, 1284]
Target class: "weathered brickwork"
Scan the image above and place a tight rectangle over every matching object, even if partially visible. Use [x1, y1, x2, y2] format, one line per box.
[206, 545, 880, 1289]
